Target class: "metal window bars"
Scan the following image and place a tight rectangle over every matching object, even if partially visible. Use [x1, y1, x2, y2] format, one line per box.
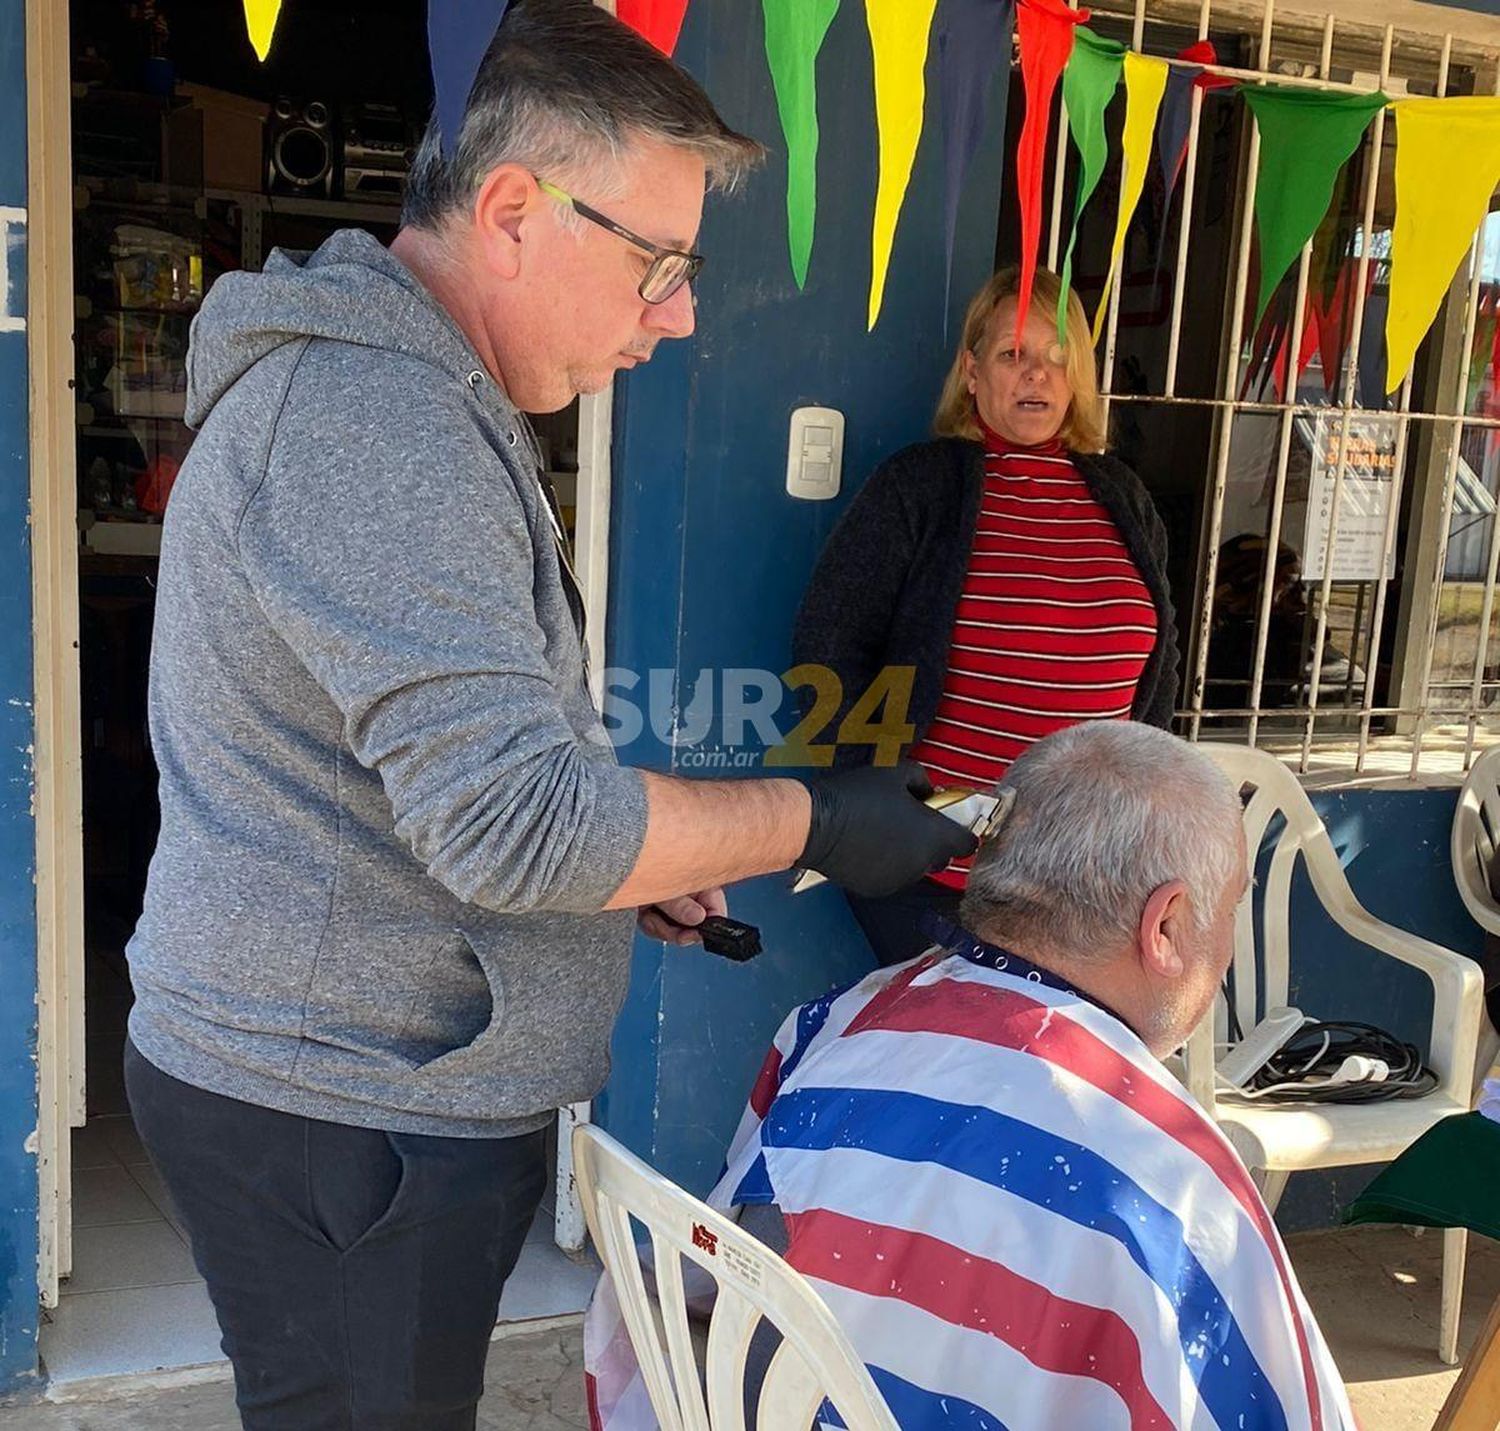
[1045, 0, 1500, 780]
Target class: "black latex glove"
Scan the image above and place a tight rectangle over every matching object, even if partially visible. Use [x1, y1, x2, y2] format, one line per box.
[798, 762, 979, 898]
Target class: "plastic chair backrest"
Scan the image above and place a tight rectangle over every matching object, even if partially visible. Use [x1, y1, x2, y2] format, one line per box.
[1454, 744, 1500, 939]
[573, 1124, 899, 1431]
[1199, 745, 1355, 1032]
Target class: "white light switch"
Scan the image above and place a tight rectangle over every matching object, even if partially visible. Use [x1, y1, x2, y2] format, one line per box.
[786, 406, 844, 501]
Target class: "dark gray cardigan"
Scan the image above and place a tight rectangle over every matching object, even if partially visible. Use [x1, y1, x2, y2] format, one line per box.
[792, 437, 1180, 767]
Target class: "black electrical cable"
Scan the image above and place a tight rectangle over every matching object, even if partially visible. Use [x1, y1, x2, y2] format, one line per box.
[1244, 1020, 1438, 1104]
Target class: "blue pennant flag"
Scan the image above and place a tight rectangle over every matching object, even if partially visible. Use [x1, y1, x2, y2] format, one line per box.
[429, 0, 513, 156]
[937, 0, 1016, 319]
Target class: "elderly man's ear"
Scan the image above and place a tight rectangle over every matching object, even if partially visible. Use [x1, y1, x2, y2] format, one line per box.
[1137, 880, 1191, 981]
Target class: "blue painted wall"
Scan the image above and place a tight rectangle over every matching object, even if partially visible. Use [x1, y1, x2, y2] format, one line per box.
[1425, 0, 1500, 15]
[0, 0, 39, 1399]
[595, 0, 1010, 1191]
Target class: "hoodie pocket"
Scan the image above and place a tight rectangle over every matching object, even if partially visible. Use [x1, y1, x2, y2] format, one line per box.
[404, 933, 508, 1079]
[389, 929, 503, 1073]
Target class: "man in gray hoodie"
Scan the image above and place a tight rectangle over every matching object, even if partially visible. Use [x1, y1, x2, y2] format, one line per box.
[123, 2, 974, 1427]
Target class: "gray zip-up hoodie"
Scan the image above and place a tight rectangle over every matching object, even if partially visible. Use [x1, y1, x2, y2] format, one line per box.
[126, 228, 649, 1138]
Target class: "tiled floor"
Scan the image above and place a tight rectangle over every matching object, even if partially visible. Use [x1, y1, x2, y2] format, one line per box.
[43, 1114, 600, 1387]
[44, 1113, 222, 1384]
[500, 1204, 601, 1325]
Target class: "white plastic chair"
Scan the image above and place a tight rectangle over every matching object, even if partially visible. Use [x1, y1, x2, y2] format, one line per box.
[1451, 742, 1500, 1084]
[573, 1124, 899, 1431]
[1187, 745, 1485, 1365]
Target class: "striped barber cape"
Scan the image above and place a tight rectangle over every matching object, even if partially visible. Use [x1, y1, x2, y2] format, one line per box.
[585, 934, 1356, 1431]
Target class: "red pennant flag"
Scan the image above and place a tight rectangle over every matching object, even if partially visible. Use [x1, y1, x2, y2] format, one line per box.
[1293, 298, 1321, 396]
[616, 0, 690, 55]
[1469, 299, 1494, 412]
[1490, 292, 1500, 411]
[1181, 39, 1236, 89]
[1313, 257, 1374, 397]
[1014, 0, 1087, 343]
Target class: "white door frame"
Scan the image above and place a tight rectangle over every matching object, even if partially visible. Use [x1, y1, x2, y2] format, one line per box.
[551, 0, 621, 1261]
[553, 382, 614, 1254]
[26, 0, 87, 1312]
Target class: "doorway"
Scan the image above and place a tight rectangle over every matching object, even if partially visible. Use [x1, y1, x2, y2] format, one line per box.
[30, 0, 611, 1388]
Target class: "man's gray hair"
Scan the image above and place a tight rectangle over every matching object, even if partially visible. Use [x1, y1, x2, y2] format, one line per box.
[403, 0, 764, 232]
[960, 722, 1244, 958]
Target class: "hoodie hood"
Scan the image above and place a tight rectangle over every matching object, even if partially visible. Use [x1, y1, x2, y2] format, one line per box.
[185, 228, 500, 428]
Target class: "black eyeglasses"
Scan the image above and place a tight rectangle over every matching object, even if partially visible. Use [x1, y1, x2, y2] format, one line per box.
[538, 179, 703, 305]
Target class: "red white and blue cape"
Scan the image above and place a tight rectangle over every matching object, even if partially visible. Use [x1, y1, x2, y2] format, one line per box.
[586, 933, 1355, 1430]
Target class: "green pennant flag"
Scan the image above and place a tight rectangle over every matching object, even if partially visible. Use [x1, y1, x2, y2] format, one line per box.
[1057, 27, 1125, 342]
[1346, 1112, 1500, 1243]
[1241, 85, 1388, 324]
[763, 0, 842, 290]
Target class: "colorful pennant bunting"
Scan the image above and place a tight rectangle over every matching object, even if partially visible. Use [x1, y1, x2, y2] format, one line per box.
[1244, 290, 1320, 405]
[1304, 176, 1364, 397]
[937, 0, 1016, 315]
[615, 0, 692, 56]
[1057, 27, 1124, 340]
[429, 0, 512, 156]
[1093, 51, 1168, 340]
[1014, 0, 1088, 343]
[1386, 97, 1500, 393]
[1316, 259, 1373, 398]
[1241, 85, 1386, 325]
[243, 0, 283, 62]
[763, 0, 842, 290]
[865, 0, 941, 329]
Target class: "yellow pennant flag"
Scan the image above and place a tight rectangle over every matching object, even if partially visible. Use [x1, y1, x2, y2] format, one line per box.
[1386, 96, 1500, 393]
[1093, 52, 1168, 342]
[865, 0, 941, 330]
[243, 0, 284, 62]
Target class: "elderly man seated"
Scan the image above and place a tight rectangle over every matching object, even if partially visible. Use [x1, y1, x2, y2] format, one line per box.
[587, 722, 1355, 1430]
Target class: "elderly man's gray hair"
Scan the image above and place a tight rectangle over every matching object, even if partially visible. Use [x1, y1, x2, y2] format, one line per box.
[403, 0, 764, 232]
[960, 722, 1244, 958]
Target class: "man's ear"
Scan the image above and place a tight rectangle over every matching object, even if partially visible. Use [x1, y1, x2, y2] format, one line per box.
[472, 164, 539, 279]
[1138, 880, 1190, 981]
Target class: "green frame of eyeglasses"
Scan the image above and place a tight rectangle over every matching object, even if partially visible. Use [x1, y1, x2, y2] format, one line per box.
[537, 178, 704, 305]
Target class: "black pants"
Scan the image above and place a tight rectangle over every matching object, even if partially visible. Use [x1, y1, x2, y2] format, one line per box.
[125, 1040, 547, 1430]
[846, 878, 963, 968]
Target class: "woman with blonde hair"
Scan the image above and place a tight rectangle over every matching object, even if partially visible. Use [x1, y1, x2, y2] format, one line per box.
[793, 265, 1179, 965]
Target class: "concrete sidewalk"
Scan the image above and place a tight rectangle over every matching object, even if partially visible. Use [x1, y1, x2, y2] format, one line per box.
[1299, 1222, 1498, 1431]
[0, 1225, 1494, 1428]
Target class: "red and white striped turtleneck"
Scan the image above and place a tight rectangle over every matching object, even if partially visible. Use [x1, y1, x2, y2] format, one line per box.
[908, 423, 1157, 890]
